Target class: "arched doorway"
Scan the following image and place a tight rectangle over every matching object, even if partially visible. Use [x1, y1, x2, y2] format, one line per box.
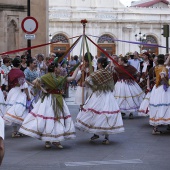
[50, 34, 70, 60]
[142, 35, 158, 55]
[97, 34, 116, 57]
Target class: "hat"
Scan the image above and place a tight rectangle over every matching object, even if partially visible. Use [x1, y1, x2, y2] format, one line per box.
[141, 50, 147, 53]
[51, 53, 56, 57]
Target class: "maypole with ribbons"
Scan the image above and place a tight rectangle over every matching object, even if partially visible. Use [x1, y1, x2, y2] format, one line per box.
[79, 19, 93, 106]
[80, 19, 87, 105]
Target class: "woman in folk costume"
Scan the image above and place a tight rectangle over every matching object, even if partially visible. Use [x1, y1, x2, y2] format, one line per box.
[138, 52, 153, 91]
[75, 57, 124, 144]
[75, 52, 94, 108]
[149, 54, 170, 134]
[138, 56, 158, 116]
[114, 56, 144, 119]
[3, 58, 30, 137]
[19, 63, 80, 149]
[24, 58, 39, 102]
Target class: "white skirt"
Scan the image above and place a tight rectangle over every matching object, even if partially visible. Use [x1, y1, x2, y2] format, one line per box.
[75, 91, 124, 135]
[114, 81, 144, 114]
[138, 92, 151, 116]
[3, 87, 28, 125]
[0, 116, 4, 139]
[0, 89, 5, 117]
[75, 86, 92, 105]
[19, 95, 76, 142]
[149, 85, 170, 126]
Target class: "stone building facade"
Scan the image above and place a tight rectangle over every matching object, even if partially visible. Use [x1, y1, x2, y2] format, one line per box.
[49, 0, 170, 57]
[0, 0, 48, 57]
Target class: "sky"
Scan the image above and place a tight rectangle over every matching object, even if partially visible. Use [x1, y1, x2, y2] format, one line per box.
[120, 0, 140, 7]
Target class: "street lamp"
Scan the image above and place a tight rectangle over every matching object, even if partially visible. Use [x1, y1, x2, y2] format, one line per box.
[49, 33, 52, 42]
[135, 32, 146, 53]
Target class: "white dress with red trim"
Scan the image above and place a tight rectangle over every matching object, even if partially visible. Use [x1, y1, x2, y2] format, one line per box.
[149, 85, 170, 126]
[138, 67, 156, 116]
[114, 65, 144, 114]
[19, 95, 76, 142]
[75, 86, 92, 105]
[19, 74, 76, 142]
[138, 92, 150, 116]
[0, 116, 4, 139]
[149, 65, 170, 126]
[75, 69, 124, 135]
[3, 83, 28, 125]
[3, 69, 29, 125]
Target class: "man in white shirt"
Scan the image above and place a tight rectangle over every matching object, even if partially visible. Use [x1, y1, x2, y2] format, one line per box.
[0, 116, 4, 165]
[128, 51, 141, 72]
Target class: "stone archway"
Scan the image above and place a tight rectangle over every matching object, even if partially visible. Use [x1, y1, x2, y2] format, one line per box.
[97, 34, 116, 57]
[50, 33, 70, 60]
[142, 35, 158, 55]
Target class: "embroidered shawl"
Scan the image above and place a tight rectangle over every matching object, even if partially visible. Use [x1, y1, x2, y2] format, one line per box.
[155, 65, 168, 87]
[86, 68, 114, 92]
[114, 65, 137, 80]
[41, 73, 65, 119]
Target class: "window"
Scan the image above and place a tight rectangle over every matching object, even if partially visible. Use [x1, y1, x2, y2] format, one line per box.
[51, 34, 69, 43]
[97, 34, 114, 44]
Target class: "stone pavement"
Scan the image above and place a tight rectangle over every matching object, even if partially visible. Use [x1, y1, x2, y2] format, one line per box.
[1, 87, 170, 170]
[64, 86, 77, 106]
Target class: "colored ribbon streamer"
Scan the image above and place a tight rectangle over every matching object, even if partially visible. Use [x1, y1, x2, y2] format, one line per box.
[86, 35, 136, 81]
[58, 35, 82, 63]
[79, 35, 84, 60]
[85, 36, 93, 74]
[88, 35, 168, 49]
[0, 35, 81, 56]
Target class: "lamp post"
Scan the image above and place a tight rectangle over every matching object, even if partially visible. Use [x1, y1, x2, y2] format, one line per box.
[135, 32, 146, 53]
[49, 33, 52, 54]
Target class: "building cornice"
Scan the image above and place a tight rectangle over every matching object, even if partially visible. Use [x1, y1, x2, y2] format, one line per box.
[0, 3, 27, 12]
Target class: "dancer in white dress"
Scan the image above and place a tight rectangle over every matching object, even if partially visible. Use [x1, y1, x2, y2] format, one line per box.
[149, 55, 170, 134]
[0, 116, 4, 165]
[114, 56, 144, 119]
[138, 56, 158, 116]
[75, 52, 94, 108]
[75, 57, 124, 144]
[3, 58, 30, 137]
[19, 63, 80, 149]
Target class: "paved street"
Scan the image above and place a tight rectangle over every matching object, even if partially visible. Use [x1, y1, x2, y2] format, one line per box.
[1, 88, 170, 170]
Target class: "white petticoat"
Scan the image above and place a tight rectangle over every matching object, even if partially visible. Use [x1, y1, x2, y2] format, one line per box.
[114, 81, 144, 114]
[75, 91, 124, 135]
[3, 86, 28, 125]
[0, 116, 4, 139]
[0, 89, 5, 117]
[75, 86, 92, 105]
[138, 92, 151, 116]
[149, 85, 170, 126]
[19, 95, 76, 142]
